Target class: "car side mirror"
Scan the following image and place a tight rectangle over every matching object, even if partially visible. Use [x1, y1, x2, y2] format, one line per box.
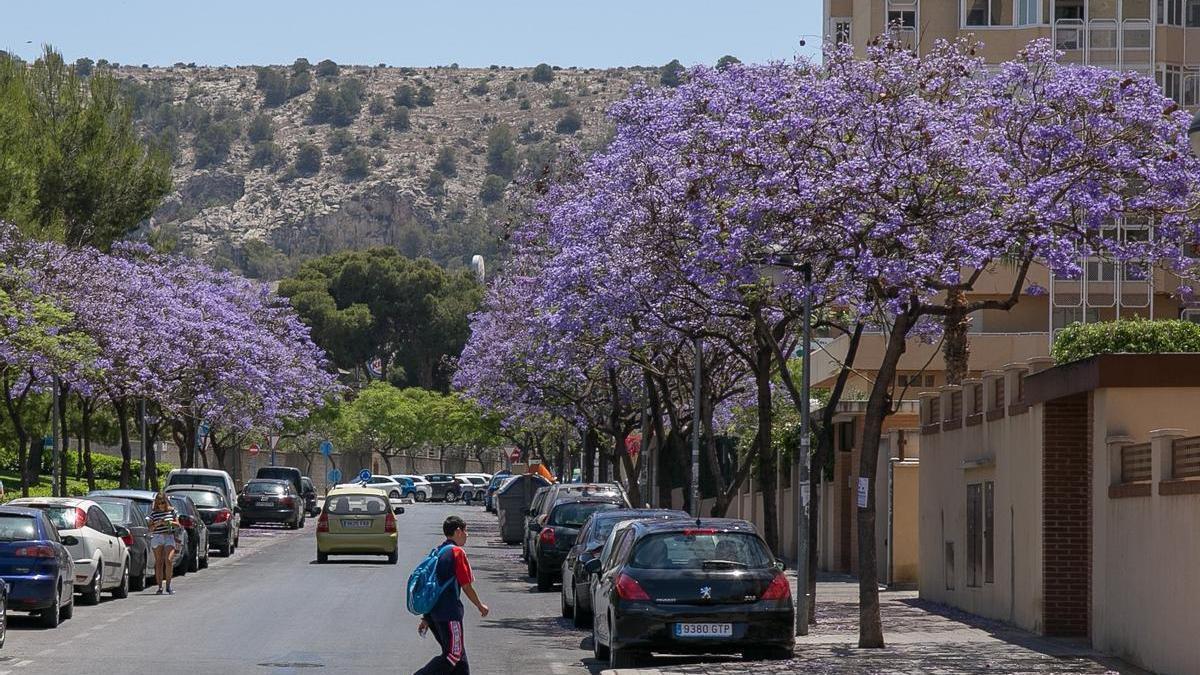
[774, 558, 786, 571]
[393, 506, 405, 515]
[61, 535, 79, 546]
[114, 526, 130, 539]
[583, 558, 602, 575]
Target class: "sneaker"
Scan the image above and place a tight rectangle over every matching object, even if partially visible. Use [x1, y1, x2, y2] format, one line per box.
[155, 588, 163, 595]
[166, 586, 174, 595]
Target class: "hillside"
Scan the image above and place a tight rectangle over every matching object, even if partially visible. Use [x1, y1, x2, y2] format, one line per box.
[113, 60, 663, 277]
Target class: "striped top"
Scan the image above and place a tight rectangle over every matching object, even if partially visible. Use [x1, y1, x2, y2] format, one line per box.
[148, 507, 178, 534]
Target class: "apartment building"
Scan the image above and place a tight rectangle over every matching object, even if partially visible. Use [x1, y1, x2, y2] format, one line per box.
[815, 0, 1196, 397]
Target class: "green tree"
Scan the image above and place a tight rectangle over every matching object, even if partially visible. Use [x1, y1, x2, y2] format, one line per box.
[554, 108, 583, 135]
[531, 63, 555, 83]
[331, 80, 364, 127]
[479, 174, 507, 204]
[368, 94, 388, 115]
[315, 59, 339, 77]
[74, 57, 94, 77]
[393, 84, 415, 108]
[434, 146, 457, 177]
[255, 67, 288, 106]
[341, 147, 370, 179]
[416, 84, 435, 107]
[716, 54, 741, 70]
[308, 85, 337, 124]
[548, 89, 570, 109]
[295, 143, 322, 175]
[288, 70, 312, 98]
[426, 170, 447, 197]
[193, 117, 239, 168]
[249, 141, 282, 169]
[659, 58, 685, 87]
[247, 113, 274, 143]
[291, 58, 311, 75]
[327, 128, 354, 154]
[386, 106, 410, 132]
[485, 124, 517, 179]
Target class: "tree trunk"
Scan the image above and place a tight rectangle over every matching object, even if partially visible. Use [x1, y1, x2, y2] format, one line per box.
[81, 403, 96, 491]
[114, 399, 132, 489]
[380, 453, 394, 475]
[857, 312, 912, 648]
[582, 427, 595, 483]
[943, 287, 970, 386]
[753, 344, 779, 554]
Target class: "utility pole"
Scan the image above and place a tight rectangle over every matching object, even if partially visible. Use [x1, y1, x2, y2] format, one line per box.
[139, 398, 148, 490]
[51, 377, 61, 497]
[691, 335, 702, 517]
[796, 262, 813, 636]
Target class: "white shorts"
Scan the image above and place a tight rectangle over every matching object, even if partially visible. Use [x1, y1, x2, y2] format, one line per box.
[151, 533, 177, 549]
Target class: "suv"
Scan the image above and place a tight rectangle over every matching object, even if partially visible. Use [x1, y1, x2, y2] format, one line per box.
[523, 483, 628, 567]
[301, 476, 319, 516]
[255, 466, 304, 497]
[423, 474, 461, 502]
[165, 468, 237, 515]
[530, 496, 625, 591]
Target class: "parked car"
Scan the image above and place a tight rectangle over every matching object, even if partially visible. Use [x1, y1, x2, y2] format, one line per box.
[483, 471, 512, 512]
[561, 508, 690, 626]
[9, 497, 132, 605]
[423, 474, 461, 502]
[87, 489, 192, 577]
[388, 476, 417, 499]
[399, 475, 433, 502]
[164, 468, 238, 513]
[587, 518, 794, 668]
[301, 476, 320, 516]
[530, 497, 626, 591]
[455, 475, 489, 503]
[90, 496, 153, 591]
[255, 466, 304, 497]
[316, 486, 403, 564]
[337, 475, 406, 499]
[523, 483, 629, 565]
[167, 494, 210, 572]
[0, 506, 75, 627]
[165, 485, 238, 557]
[239, 479, 304, 529]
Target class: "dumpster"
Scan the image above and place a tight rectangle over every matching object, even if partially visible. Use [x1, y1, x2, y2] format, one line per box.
[497, 474, 551, 544]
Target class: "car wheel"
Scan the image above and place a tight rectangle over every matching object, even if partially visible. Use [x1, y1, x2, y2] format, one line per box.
[536, 566, 553, 592]
[527, 556, 536, 578]
[60, 584, 73, 620]
[387, 550, 398, 564]
[317, 550, 328, 564]
[560, 588, 573, 619]
[187, 544, 199, 572]
[572, 603, 591, 628]
[219, 540, 233, 557]
[609, 643, 640, 669]
[389, 490, 400, 499]
[81, 567, 102, 606]
[415, 492, 427, 502]
[130, 559, 146, 591]
[111, 562, 129, 599]
[592, 619, 609, 661]
[445, 492, 458, 503]
[200, 548, 209, 569]
[39, 586, 61, 628]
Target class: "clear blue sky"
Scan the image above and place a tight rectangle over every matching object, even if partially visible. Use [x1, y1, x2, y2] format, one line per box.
[2, 1, 823, 69]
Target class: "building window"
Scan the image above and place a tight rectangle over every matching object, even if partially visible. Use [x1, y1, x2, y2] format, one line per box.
[837, 421, 855, 451]
[984, 481, 995, 583]
[1016, 0, 1040, 24]
[1160, 0, 1184, 25]
[925, 374, 935, 387]
[992, 377, 1006, 409]
[1159, 64, 1184, 105]
[964, 0, 1004, 26]
[888, 9, 917, 27]
[1086, 259, 1116, 282]
[830, 17, 852, 45]
[1189, 0, 1200, 26]
[967, 483, 983, 587]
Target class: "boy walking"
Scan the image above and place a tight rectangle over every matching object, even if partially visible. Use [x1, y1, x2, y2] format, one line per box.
[415, 516, 489, 674]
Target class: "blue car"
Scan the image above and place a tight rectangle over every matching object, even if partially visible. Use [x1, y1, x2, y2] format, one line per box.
[0, 506, 75, 628]
[393, 476, 416, 499]
[483, 471, 513, 513]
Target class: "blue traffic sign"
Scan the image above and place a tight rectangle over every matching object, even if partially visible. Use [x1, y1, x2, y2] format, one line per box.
[198, 421, 210, 438]
[357, 469, 372, 483]
[319, 440, 333, 457]
[328, 468, 342, 484]
[42, 436, 53, 450]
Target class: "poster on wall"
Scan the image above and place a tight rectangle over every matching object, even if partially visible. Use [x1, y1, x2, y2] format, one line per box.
[856, 477, 869, 508]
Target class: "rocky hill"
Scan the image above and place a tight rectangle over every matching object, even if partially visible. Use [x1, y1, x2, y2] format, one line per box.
[113, 59, 664, 277]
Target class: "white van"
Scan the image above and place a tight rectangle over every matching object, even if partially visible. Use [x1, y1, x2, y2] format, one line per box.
[164, 468, 238, 512]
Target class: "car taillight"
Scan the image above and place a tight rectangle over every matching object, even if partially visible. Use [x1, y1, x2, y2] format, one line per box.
[761, 573, 792, 601]
[15, 545, 56, 558]
[317, 512, 329, 533]
[120, 533, 134, 547]
[71, 507, 87, 529]
[384, 511, 396, 533]
[539, 527, 556, 546]
[280, 497, 295, 507]
[682, 528, 717, 536]
[179, 516, 194, 528]
[615, 573, 651, 601]
[212, 509, 231, 524]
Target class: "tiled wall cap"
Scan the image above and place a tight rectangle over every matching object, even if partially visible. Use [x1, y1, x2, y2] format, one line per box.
[961, 377, 982, 386]
[917, 391, 940, 401]
[938, 384, 962, 393]
[1026, 356, 1055, 373]
[982, 369, 1005, 379]
[1001, 362, 1030, 372]
[1149, 428, 1189, 439]
[1105, 434, 1135, 446]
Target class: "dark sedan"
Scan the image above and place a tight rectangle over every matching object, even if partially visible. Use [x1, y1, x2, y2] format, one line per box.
[166, 485, 239, 556]
[483, 471, 511, 513]
[0, 506, 75, 628]
[587, 518, 794, 669]
[561, 508, 689, 626]
[168, 494, 210, 573]
[301, 476, 320, 516]
[422, 474, 461, 502]
[238, 479, 304, 529]
[90, 496, 153, 591]
[531, 497, 625, 592]
[87, 489, 194, 577]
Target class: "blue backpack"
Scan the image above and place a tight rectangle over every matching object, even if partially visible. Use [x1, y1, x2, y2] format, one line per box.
[406, 543, 457, 616]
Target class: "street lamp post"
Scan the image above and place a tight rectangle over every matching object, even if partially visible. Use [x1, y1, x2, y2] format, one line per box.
[796, 262, 813, 636]
[691, 334, 702, 517]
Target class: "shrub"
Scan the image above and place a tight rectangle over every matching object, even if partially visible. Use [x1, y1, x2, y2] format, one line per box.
[247, 113, 274, 143]
[295, 142, 322, 175]
[193, 118, 239, 168]
[249, 141, 282, 169]
[393, 84, 415, 108]
[331, 81, 364, 127]
[554, 108, 583, 135]
[660, 59, 685, 87]
[386, 106, 411, 131]
[426, 169, 447, 197]
[485, 124, 516, 178]
[518, 98, 531, 110]
[368, 94, 388, 115]
[716, 54, 741, 70]
[368, 126, 388, 147]
[500, 81, 519, 100]
[255, 67, 288, 106]
[288, 70, 312, 98]
[316, 59, 339, 77]
[292, 57, 311, 75]
[327, 128, 354, 154]
[469, 79, 490, 96]
[308, 85, 337, 124]
[531, 62, 555, 83]
[342, 147, 370, 179]
[1051, 318, 1200, 364]
[74, 57, 94, 77]
[548, 89, 570, 109]
[416, 84, 435, 107]
[479, 173, 508, 204]
[434, 146, 457, 177]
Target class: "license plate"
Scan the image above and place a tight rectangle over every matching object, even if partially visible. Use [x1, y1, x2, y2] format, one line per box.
[257, 499, 271, 505]
[674, 622, 732, 638]
[340, 519, 371, 528]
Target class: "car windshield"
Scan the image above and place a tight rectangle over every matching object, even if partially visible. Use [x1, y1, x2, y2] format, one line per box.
[97, 502, 131, 525]
[550, 502, 621, 527]
[169, 475, 224, 491]
[172, 490, 223, 507]
[0, 514, 38, 541]
[38, 506, 79, 531]
[246, 482, 285, 495]
[628, 532, 772, 570]
[326, 494, 389, 515]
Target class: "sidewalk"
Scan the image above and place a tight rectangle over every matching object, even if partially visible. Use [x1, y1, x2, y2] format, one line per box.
[604, 576, 1143, 675]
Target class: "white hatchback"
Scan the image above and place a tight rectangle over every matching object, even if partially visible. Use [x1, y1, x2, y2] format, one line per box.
[336, 475, 406, 500]
[9, 497, 131, 604]
[397, 475, 434, 502]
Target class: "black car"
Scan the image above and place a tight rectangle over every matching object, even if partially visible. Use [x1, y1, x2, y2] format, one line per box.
[300, 476, 319, 516]
[167, 494, 210, 573]
[0, 506, 74, 628]
[524, 483, 628, 568]
[166, 485, 239, 557]
[422, 474, 461, 502]
[90, 496, 153, 591]
[587, 518, 794, 668]
[255, 466, 304, 497]
[561, 508, 689, 626]
[88, 489, 195, 577]
[239, 479, 304, 529]
[530, 497, 625, 591]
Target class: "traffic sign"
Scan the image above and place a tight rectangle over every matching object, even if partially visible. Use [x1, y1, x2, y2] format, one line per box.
[42, 436, 53, 451]
[357, 468, 372, 483]
[328, 468, 342, 484]
[508, 448, 521, 463]
[248, 443, 260, 456]
[198, 421, 210, 438]
[267, 434, 280, 449]
[320, 440, 333, 457]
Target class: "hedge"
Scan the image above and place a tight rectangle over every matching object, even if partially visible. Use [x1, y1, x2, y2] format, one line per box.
[1051, 318, 1200, 364]
[0, 447, 171, 482]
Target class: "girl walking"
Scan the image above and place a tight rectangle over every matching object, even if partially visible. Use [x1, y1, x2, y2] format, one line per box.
[149, 492, 180, 594]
